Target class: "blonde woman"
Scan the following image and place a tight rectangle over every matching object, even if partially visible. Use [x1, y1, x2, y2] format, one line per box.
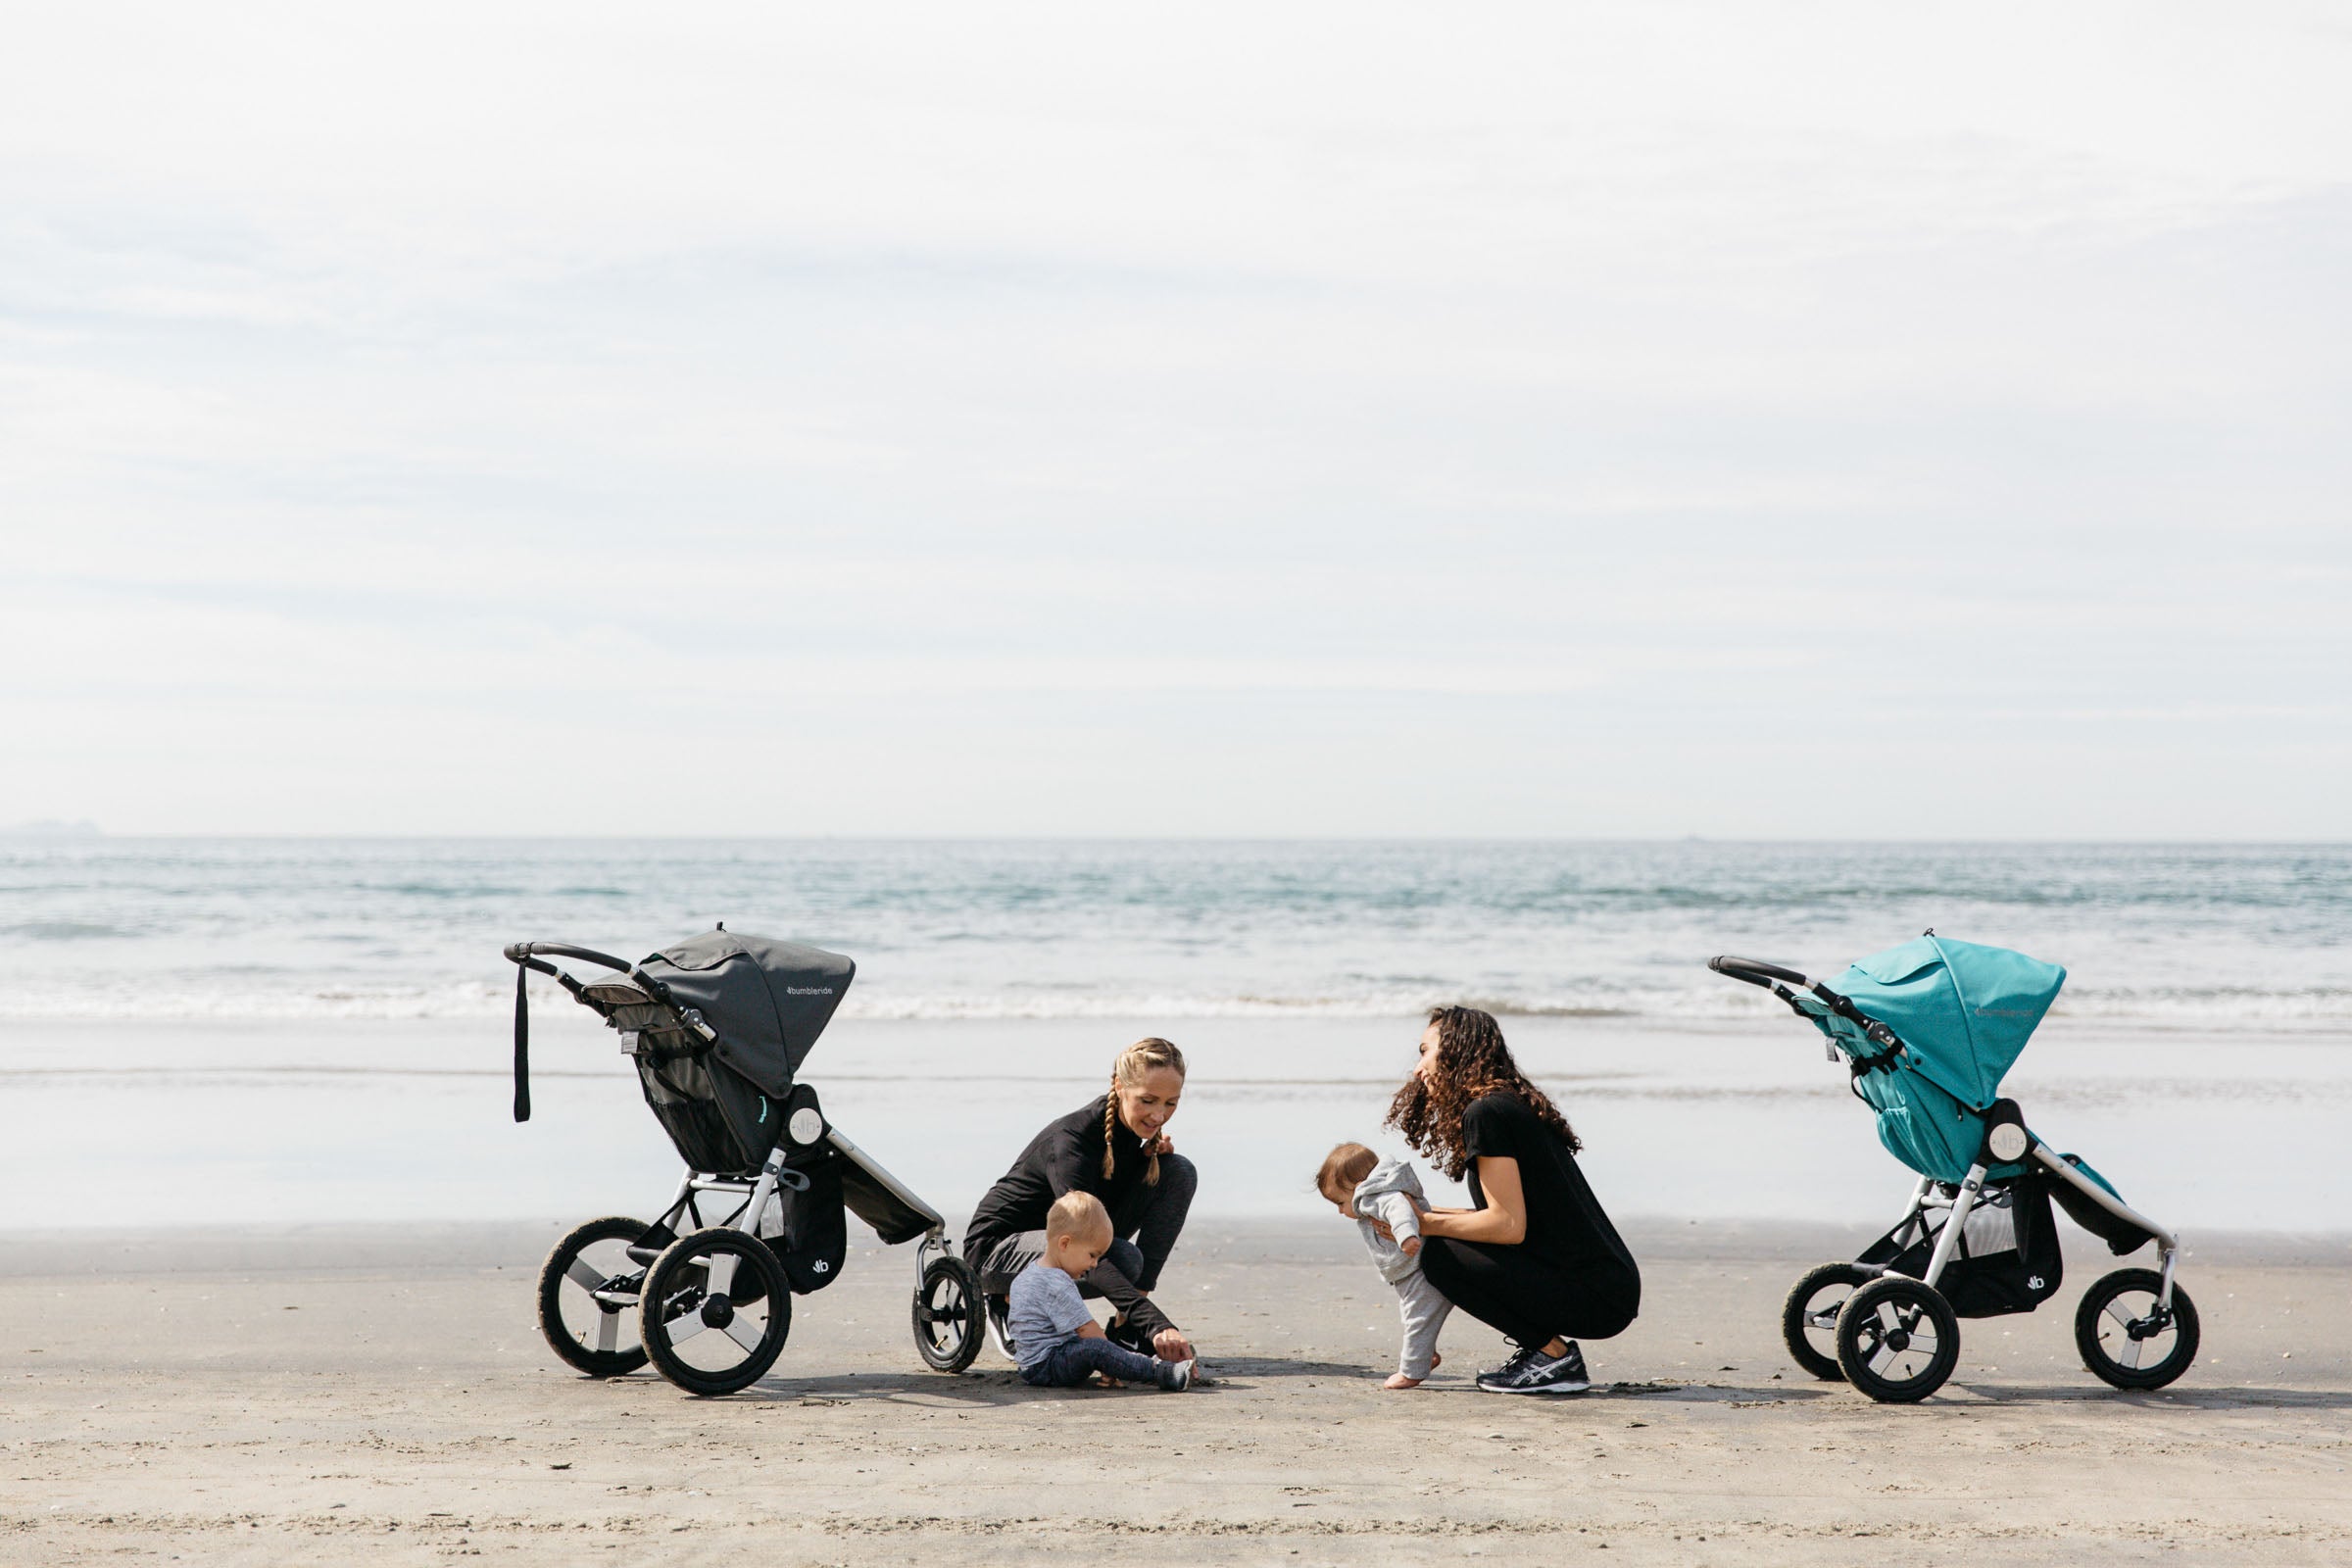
[966, 1038, 1197, 1363]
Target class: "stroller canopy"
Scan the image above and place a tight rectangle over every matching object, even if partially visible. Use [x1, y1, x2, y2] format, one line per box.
[1830, 935, 2065, 1111]
[641, 930, 855, 1097]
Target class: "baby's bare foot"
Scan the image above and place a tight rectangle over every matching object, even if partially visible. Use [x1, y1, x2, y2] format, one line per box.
[1383, 1372, 1424, 1390]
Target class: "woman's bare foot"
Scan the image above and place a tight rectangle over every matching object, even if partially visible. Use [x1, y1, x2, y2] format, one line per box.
[1384, 1351, 1440, 1389]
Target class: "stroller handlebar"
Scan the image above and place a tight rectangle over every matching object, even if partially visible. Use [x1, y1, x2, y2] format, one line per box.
[505, 940, 634, 972]
[1710, 955, 1900, 1048]
[1709, 955, 1811, 989]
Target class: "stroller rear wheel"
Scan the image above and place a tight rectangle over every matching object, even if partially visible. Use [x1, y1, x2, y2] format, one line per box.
[1836, 1276, 1960, 1403]
[2076, 1268, 2199, 1391]
[640, 1228, 792, 1396]
[1782, 1263, 1872, 1382]
[912, 1255, 984, 1373]
[538, 1216, 652, 1378]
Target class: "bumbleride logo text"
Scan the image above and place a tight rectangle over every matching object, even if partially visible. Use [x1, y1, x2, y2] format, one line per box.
[786, 987, 835, 996]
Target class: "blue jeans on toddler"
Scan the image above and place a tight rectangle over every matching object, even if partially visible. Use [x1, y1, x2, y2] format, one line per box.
[1020, 1335, 1164, 1389]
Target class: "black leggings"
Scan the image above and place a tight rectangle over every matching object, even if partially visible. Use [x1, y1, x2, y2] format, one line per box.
[972, 1153, 1197, 1339]
[1418, 1236, 1638, 1349]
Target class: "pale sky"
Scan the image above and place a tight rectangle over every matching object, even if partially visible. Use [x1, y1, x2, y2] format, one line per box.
[4, 3, 2348, 837]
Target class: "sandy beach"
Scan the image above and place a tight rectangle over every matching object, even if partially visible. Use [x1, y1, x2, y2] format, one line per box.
[8, 1216, 2348, 1566]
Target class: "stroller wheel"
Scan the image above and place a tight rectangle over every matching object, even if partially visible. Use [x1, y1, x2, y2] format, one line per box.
[2076, 1268, 2200, 1392]
[537, 1216, 652, 1378]
[640, 1228, 792, 1396]
[1836, 1276, 1960, 1403]
[911, 1255, 984, 1374]
[1782, 1263, 1872, 1382]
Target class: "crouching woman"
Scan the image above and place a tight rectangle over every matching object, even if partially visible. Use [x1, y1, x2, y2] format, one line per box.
[966, 1037, 1197, 1362]
[1389, 1005, 1640, 1395]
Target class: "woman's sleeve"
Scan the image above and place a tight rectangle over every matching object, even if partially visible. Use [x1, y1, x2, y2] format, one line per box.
[1460, 1095, 1507, 1158]
[1042, 1116, 1095, 1197]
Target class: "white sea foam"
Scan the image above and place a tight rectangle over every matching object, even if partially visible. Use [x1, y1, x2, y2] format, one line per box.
[2, 838, 2347, 1032]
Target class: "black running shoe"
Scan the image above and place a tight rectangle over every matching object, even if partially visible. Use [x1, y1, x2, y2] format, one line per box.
[1104, 1315, 1154, 1355]
[1476, 1341, 1591, 1396]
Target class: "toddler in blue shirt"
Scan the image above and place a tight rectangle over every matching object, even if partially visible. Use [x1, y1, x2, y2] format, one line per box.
[1008, 1192, 1196, 1391]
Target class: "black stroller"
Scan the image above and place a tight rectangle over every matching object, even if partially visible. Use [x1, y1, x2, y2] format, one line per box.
[504, 928, 983, 1395]
[1711, 934, 2199, 1403]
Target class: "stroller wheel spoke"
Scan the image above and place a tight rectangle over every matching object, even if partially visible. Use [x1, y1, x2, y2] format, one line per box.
[723, 1314, 768, 1353]
[595, 1309, 620, 1354]
[664, 1312, 710, 1345]
[565, 1257, 608, 1293]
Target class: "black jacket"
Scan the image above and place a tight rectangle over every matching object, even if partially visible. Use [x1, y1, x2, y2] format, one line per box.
[966, 1095, 1150, 1257]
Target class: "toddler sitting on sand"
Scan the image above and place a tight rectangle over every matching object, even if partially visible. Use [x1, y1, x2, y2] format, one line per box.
[1008, 1192, 1196, 1392]
[1318, 1142, 1453, 1389]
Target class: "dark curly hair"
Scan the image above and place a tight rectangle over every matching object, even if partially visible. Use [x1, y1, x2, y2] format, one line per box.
[1385, 1004, 1579, 1180]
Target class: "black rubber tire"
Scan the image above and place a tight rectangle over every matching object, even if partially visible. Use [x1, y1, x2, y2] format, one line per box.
[2076, 1268, 2200, 1391]
[537, 1216, 651, 1378]
[1836, 1275, 1961, 1403]
[640, 1228, 791, 1396]
[912, 1255, 984, 1374]
[1783, 1263, 1872, 1382]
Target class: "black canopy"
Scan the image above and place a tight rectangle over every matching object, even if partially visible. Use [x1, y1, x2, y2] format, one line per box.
[639, 930, 855, 1097]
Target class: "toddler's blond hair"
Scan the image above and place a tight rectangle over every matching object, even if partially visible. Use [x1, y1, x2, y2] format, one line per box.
[1047, 1190, 1112, 1245]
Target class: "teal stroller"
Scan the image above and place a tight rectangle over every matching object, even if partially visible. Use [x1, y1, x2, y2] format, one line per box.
[1711, 934, 2199, 1403]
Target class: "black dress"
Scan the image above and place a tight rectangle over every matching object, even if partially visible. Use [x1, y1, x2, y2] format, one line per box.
[1418, 1091, 1641, 1346]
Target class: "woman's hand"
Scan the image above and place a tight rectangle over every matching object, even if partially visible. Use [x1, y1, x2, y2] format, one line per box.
[1152, 1327, 1194, 1361]
[1143, 1132, 1174, 1157]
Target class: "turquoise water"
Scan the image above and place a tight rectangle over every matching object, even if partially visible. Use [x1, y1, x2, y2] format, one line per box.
[2, 838, 2347, 1027]
[4, 839, 2346, 1230]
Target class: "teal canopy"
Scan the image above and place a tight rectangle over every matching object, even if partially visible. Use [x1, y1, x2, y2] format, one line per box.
[1829, 935, 2066, 1110]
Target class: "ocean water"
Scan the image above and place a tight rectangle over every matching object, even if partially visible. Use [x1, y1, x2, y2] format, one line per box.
[5, 839, 2346, 1233]
[3, 838, 2348, 1026]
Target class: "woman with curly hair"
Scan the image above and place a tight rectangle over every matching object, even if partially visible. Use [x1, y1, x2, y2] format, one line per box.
[965, 1038, 1198, 1365]
[1387, 1004, 1640, 1395]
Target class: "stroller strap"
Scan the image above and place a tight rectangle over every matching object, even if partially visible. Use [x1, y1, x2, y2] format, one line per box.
[514, 959, 532, 1122]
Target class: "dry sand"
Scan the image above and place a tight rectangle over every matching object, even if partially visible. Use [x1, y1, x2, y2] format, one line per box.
[6, 1218, 2348, 1565]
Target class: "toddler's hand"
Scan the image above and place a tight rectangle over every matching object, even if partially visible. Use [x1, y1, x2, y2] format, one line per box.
[1399, 1235, 1422, 1257]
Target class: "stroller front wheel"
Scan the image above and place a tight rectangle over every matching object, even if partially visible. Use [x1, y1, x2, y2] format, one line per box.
[912, 1255, 984, 1373]
[1782, 1263, 1872, 1382]
[1835, 1276, 1960, 1403]
[537, 1216, 652, 1378]
[2076, 1268, 2199, 1391]
[640, 1228, 792, 1396]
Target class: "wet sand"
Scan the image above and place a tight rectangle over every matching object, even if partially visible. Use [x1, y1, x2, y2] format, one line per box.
[6, 1217, 2349, 1565]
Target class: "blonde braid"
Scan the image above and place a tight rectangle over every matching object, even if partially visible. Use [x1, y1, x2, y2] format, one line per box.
[1103, 1037, 1187, 1187]
[1101, 1087, 1120, 1183]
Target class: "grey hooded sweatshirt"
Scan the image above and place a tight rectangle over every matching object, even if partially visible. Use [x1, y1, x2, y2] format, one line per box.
[1350, 1157, 1431, 1284]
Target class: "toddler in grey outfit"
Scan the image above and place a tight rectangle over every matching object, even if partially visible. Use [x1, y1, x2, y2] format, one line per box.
[1317, 1142, 1453, 1389]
